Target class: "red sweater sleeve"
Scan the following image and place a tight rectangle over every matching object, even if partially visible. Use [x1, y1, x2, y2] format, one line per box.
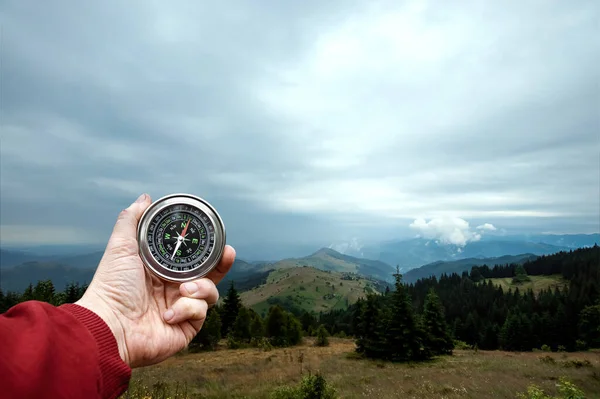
[0, 301, 131, 399]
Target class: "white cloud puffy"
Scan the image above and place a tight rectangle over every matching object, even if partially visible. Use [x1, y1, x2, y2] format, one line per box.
[477, 223, 498, 231]
[409, 217, 485, 246]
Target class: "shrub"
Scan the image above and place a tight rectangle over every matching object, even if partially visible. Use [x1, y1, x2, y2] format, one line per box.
[541, 344, 552, 352]
[453, 340, 471, 350]
[516, 377, 584, 399]
[315, 325, 330, 347]
[575, 340, 588, 351]
[270, 372, 338, 399]
[227, 334, 243, 349]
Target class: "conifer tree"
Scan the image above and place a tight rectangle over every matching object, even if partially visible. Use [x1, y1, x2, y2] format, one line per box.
[221, 281, 242, 337]
[191, 308, 222, 351]
[232, 306, 252, 343]
[422, 289, 454, 355]
[248, 308, 264, 339]
[385, 268, 425, 361]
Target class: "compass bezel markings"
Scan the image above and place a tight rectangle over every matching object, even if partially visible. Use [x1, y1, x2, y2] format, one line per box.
[146, 205, 216, 272]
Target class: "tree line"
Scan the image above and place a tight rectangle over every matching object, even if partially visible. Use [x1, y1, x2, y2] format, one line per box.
[318, 245, 600, 353]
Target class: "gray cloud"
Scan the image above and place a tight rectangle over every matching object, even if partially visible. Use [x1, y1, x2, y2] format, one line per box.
[1, 0, 598, 257]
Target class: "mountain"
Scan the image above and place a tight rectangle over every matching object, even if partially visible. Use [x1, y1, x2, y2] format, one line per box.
[0, 249, 53, 269]
[402, 253, 539, 283]
[0, 262, 96, 292]
[356, 238, 570, 271]
[258, 247, 396, 282]
[239, 266, 389, 317]
[479, 233, 600, 248]
[0, 256, 263, 294]
[0, 249, 104, 269]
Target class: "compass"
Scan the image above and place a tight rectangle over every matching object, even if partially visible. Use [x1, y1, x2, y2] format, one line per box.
[137, 193, 226, 283]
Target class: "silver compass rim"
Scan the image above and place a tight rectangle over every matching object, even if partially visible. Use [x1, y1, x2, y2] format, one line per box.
[137, 193, 226, 283]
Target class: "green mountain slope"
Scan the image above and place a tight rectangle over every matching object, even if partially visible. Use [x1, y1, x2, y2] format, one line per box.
[402, 253, 539, 283]
[482, 274, 568, 295]
[259, 248, 395, 282]
[239, 266, 389, 317]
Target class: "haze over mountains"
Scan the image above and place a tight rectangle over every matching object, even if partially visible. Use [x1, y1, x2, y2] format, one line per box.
[1, 233, 597, 294]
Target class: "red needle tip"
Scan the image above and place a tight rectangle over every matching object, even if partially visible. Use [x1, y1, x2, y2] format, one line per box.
[181, 219, 191, 236]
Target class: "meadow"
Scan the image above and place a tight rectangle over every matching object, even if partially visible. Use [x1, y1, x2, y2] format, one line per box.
[120, 338, 600, 399]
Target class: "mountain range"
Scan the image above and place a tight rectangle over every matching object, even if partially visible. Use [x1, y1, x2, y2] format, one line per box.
[1, 233, 597, 295]
[329, 233, 599, 271]
[401, 253, 539, 284]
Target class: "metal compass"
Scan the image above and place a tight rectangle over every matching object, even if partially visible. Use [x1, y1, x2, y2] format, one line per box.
[137, 193, 226, 283]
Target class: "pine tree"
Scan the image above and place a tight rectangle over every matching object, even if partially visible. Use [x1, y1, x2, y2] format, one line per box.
[422, 289, 454, 355]
[191, 308, 222, 351]
[231, 306, 252, 343]
[33, 280, 57, 305]
[221, 281, 242, 337]
[266, 305, 288, 346]
[578, 303, 600, 348]
[385, 268, 425, 361]
[64, 282, 81, 303]
[249, 309, 264, 339]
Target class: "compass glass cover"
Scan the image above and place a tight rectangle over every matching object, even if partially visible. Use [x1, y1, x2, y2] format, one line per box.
[146, 203, 216, 271]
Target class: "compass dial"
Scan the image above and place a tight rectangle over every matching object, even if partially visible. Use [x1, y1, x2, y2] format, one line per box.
[137, 194, 226, 283]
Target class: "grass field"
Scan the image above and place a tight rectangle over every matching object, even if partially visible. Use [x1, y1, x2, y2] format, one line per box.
[482, 274, 569, 295]
[121, 338, 600, 399]
[239, 267, 381, 316]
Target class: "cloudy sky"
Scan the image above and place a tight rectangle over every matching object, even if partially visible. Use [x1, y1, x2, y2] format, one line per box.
[1, 0, 598, 258]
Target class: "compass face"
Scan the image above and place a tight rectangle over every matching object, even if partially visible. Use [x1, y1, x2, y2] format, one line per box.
[137, 194, 225, 282]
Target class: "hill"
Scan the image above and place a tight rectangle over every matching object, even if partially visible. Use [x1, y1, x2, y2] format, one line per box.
[239, 266, 389, 316]
[403, 253, 538, 283]
[259, 248, 396, 282]
[482, 274, 568, 295]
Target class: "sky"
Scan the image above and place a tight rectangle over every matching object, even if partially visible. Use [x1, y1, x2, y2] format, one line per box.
[1, 0, 599, 259]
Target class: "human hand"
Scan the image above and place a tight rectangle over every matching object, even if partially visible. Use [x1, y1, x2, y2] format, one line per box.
[75, 193, 236, 368]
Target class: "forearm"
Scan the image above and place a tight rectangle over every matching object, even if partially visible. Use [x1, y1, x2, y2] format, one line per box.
[0, 301, 131, 399]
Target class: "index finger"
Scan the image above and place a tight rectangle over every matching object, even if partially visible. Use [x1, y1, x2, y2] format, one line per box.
[205, 245, 236, 285]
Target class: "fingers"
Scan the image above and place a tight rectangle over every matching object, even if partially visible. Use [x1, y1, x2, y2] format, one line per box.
[179, 278, 219, 306]
[163, 297, 208, 330]
[205, 245, 236, 285]
[108, 193, 152, 245]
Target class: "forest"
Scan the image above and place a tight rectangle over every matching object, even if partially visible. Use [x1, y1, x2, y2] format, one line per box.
[1, 245, 599, 361]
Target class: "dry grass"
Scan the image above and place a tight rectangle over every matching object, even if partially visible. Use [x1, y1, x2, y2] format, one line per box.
[122, 338, 600, 399]
[482, 275, 569, 295]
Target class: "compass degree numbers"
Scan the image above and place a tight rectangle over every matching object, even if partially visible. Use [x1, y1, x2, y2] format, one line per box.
[145, 204, 216, 272]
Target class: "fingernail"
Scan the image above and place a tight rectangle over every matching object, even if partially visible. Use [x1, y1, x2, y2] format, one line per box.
[164, 309, 174, 321]
[135, 193, 147, 203]
[184, 282, 198, 294]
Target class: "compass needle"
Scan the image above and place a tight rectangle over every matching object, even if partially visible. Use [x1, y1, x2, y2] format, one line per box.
[136, 193, 226, 283]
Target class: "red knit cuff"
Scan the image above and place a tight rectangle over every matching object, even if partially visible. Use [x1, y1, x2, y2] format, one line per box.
[60, 304, 131, 399]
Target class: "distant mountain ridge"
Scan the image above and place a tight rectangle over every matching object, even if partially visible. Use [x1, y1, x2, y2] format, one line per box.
[332, 236, 589, 271]
[402, 253, 539, 283]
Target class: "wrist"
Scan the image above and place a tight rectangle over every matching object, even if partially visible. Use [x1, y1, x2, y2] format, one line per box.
[75, 295, 130, 366]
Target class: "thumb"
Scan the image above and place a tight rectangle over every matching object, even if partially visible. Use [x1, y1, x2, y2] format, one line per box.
[108, 193, 152, 246]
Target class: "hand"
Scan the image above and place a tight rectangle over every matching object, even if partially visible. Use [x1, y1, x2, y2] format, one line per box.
[75, 193, 236, 368]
